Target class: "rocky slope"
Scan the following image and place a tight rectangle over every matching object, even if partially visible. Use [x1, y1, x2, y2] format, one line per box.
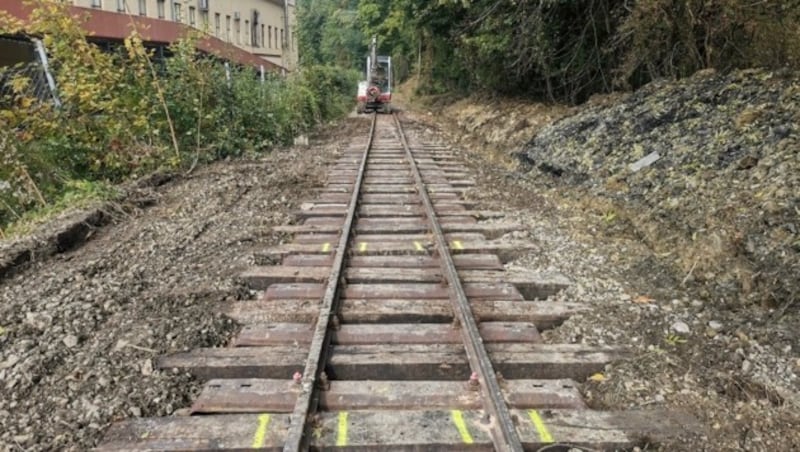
[519, 69, 799, 310]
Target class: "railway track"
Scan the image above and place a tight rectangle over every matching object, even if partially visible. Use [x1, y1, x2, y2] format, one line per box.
[98, 113, 694, 450]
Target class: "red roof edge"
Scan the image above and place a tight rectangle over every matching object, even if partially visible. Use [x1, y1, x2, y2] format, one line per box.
[0, 0, 284, 71]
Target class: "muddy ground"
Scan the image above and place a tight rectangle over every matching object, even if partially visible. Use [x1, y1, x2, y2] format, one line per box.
[0, 88, 797, 451]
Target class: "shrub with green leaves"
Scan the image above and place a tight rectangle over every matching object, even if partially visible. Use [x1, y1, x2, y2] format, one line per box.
[0, 0, 355, 234]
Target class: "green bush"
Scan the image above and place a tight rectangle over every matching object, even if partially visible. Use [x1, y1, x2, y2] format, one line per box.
[0, 0, 355, 233]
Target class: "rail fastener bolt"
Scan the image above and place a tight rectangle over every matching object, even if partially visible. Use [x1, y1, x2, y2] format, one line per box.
[468, 372, 480, 391]
[318, 371, 331, 391]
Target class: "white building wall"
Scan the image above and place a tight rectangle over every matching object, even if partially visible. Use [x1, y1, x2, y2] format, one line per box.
[72, 0, 296, 69]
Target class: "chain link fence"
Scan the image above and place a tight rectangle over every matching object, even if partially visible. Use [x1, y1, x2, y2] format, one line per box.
[0, 36, 58, 108]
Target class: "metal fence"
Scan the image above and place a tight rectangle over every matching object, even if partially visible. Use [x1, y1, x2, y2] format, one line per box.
[0, 37, 60, 109]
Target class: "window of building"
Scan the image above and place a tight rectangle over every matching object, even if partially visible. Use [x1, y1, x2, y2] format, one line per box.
[235, 19, 241, 45]
[274, 27, 278, 49]
[157, 0, 165, 18]
[280, 29, 284, 49]
[116, 0, 125, 12]
[225, 15, 231, 42]
[172, 2, 181, 22]
[261, 25, 265, 49]
[250, 11, 259, 47]
[268, 26, 272, 49]
[189, 7, 196, 26]
[245, 20, 249, 45]
[214, 13, 221, 37]
[138, 0, 146, 15]
[91, 0, 102, 8]
[201, 11, 209, 30]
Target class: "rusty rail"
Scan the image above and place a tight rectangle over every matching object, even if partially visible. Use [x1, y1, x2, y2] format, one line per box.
[282, 113, 377, 451]
[393, 114, 524, 451]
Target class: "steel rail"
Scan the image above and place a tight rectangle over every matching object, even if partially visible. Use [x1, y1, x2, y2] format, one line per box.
[392, 113, 524, 452]
[283, 113, 378, 452]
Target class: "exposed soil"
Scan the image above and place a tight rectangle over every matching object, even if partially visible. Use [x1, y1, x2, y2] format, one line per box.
[0, 119, 366, 451]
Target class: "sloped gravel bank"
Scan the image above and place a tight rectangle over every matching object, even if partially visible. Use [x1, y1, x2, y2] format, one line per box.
[520, 69, 799, 310]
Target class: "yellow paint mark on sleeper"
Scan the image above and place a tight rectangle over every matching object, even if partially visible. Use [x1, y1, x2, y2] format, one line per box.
[336, 411, 349, 446]
[359, 242, 368, 253]
[452, 240, 464, 250]
[251, 413, 271, 448]
[414, 241, 424, 252]
[450, 410, 473, 444]
[322, 242, 331, 253]
[527, 409, 554, 443]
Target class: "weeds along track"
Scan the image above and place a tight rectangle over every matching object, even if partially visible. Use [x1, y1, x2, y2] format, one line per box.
[97, 113, 696, 451]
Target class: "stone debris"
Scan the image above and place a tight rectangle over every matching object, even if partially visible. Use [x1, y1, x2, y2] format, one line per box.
[0, 120, 357, 450]
[670, 321, 690, 334]
[519, 69, 799, 310]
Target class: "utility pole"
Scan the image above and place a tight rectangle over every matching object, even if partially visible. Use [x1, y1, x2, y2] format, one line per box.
[368, 35, 377, 86]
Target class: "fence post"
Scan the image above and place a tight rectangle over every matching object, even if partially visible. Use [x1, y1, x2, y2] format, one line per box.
[260, 65, 265, 84]
[224, 62, 231, 87]
[32, 38, 61, 109]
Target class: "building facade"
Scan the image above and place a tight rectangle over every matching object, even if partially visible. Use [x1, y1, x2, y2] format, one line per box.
[70, 0, 296, 69]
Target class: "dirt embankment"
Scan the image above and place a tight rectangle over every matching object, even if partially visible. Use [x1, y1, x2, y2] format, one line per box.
[410, 68, 800, 450]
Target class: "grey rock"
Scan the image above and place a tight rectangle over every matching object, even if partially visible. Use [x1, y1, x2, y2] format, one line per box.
[140, 359, 153, 376]
[62, 335, 79, 348]
[13, 434, 31, 444]
[671, 321, 691, 334]
[1, 354, 20, 369]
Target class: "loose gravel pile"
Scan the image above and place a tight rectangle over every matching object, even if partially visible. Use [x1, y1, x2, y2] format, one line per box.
[520, 69, 799, 310]
[0, 119, 364, 451]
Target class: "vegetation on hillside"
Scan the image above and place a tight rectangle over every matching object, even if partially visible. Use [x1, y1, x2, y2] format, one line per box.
[0, 0, 357, 234]
[299, 0, 800, 102]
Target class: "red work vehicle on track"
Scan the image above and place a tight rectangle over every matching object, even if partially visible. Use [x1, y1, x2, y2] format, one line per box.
[357, 36, 392, 114]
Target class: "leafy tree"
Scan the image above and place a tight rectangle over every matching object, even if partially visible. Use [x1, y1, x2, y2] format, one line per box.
[0, 0, 357, 232]
[297, 0, 367, 70]
[299, 0, 800, 102]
